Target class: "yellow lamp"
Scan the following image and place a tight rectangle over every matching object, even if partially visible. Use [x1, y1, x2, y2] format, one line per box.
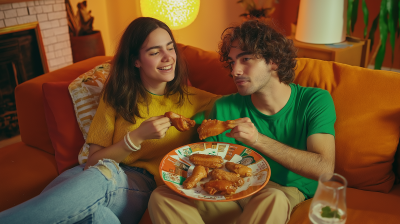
[140, 0, 200, 30]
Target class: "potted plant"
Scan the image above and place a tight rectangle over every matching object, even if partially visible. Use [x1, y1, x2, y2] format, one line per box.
[237, 0, 276, 22]
[347, 0, 400, 69]
[66, 0, 105, 63]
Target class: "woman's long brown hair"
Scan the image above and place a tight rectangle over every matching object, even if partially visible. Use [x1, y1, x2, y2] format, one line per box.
[102, 17, 189, 124]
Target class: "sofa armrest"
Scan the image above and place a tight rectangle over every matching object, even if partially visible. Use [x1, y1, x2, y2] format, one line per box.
[15, 56, 112, 154]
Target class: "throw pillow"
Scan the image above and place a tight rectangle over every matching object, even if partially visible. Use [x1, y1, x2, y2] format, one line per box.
[42, 82, 85, 173]
[68, 61, 111, 164]
[177, 43, 237, 95]
[294, 58, 400, 193]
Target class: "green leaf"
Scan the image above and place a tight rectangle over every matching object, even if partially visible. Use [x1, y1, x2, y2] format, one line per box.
[347, 0, 355, 35]
[368, 14, 379, 52]
[362, 0, 369, 38]
[387, 0, 397, 65]
[321, 206, 341, 219]
[351, 0, 360, 33]
[375, 0, 389, 70]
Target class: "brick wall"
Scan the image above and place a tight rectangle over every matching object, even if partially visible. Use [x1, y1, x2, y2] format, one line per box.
[0, 0, 73, 72]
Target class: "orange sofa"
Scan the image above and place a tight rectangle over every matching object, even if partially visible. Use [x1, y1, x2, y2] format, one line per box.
[1, 43, 400, 224]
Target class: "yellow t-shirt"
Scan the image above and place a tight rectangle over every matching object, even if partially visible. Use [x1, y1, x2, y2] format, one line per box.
[86, 86, 220, 185]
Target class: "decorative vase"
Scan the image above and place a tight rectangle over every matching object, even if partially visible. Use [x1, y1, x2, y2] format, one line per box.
[70, 30, 105, 63]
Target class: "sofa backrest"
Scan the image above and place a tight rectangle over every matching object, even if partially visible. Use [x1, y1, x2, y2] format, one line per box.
[15, 43, 400, 193]
[294, 59, 400, 193]
[15, 56, 113, 155]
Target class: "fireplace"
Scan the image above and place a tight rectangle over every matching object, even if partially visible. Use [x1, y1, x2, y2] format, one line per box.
[0, 0, 73, 140]
[0, 22, 47, 139]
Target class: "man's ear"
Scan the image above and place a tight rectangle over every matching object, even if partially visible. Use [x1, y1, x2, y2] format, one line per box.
[270, 61, 278, 71]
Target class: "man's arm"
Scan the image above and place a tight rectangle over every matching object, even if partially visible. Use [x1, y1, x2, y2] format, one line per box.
[226, 118, 335, 181]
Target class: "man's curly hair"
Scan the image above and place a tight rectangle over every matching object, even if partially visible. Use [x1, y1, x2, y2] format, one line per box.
[218, 20, 297, 84]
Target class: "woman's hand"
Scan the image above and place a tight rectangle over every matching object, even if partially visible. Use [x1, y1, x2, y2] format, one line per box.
[129, 115, 172, 146]
[225, 117, 258, 146]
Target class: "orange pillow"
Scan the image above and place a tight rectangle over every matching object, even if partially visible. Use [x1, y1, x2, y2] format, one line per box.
[43, 82, 85, 174]
[294, 58, 399, 193]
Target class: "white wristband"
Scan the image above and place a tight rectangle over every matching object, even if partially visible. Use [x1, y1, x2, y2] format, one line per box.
[124, 132, 141, 151]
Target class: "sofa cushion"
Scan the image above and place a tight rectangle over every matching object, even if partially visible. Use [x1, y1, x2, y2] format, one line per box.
[15, 56, 113, 155]
[288, 184, 400, 224]
[68, 62, 111, 164]
[294, 58, 400, 193]
[0, 142, 58, 212]
[43, 82, 85, 174]
[177, 44, 237, 95]
[395, 143, 400, 183]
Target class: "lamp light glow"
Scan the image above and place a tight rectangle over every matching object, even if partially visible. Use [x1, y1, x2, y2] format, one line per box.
[295, 0, 347, 44]
[140, 0, 200, 30]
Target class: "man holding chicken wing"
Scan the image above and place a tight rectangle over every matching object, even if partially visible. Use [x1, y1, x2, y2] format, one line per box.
[149, 20, 336, 224]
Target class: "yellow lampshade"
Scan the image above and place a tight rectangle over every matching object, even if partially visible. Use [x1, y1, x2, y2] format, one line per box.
[140, 0, 200, 30]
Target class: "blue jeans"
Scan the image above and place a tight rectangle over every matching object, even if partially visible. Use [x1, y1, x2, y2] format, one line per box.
[0, 159, 157, 224]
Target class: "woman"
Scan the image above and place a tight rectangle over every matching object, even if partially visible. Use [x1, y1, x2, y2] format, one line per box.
[0, 17, 218, 224]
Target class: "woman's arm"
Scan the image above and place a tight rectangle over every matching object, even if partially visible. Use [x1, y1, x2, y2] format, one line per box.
[84, 115, 171, 170]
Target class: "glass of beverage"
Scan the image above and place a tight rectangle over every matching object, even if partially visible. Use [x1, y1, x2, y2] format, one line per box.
[309, 173, 347, 224]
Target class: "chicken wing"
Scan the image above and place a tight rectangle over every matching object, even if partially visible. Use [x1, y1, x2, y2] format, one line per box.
[189, 154, 224, 169]
[164, 111, 195, 132]
[210, 169, 244, 187]
[225, 162, 252, 177]
[202, 180, 237, 195]
[197, 119, 238, 140]
[182, 165, 209, 189]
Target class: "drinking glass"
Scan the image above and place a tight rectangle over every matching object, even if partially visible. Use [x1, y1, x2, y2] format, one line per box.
[309, 173, 347, 224]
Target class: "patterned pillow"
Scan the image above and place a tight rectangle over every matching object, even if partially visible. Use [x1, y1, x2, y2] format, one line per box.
[68, 61, 111, 164]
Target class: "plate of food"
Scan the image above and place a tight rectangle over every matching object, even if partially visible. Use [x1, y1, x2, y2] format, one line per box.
[159, 142, 271, 202]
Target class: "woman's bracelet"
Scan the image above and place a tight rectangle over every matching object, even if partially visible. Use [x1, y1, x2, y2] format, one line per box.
[124, 131, 141, 151]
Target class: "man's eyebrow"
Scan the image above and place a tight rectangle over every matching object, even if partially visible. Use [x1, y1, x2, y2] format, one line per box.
[145, 41, 174, 52]
[228, 51, 253, 60]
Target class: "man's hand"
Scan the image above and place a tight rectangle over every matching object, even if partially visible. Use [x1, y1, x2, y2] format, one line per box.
[225, 117, 335, 180]
[225, 117, 258, 146]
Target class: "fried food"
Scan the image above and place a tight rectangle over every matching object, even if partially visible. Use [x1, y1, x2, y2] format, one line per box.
[197, 119, 238, 140]
[182, 165, 209, 189]
[189, 154, 224, 169]
[225, 162, 252, 177]
[210, 169, 244, 187]
[164, 111, 195, 132]
[202, 180, 237, 195]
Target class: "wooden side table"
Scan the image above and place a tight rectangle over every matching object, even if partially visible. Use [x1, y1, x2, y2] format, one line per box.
[288, 37, 370, 67]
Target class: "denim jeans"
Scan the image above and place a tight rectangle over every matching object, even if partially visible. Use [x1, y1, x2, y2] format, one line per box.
[0, 159, 157, 224]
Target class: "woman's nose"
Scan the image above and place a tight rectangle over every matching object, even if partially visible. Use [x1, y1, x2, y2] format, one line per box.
[161, 51, 174, 62]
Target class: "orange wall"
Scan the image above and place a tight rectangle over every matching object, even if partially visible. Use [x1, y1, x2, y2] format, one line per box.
[71, 0, 399, 69]
[72, 0, 244, 55]
[171, 0, 243, 52]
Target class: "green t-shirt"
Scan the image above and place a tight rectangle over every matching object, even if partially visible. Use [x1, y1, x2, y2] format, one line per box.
[205, 84, 336, 199]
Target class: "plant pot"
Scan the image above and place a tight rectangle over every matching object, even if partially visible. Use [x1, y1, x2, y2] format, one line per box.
[70, 31, 105, 63]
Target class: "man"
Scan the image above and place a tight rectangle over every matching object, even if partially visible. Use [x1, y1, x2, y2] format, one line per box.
[148, 20, 336, 224]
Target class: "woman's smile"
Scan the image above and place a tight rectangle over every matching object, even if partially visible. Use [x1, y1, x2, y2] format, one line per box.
[158, 64, 173, 71]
